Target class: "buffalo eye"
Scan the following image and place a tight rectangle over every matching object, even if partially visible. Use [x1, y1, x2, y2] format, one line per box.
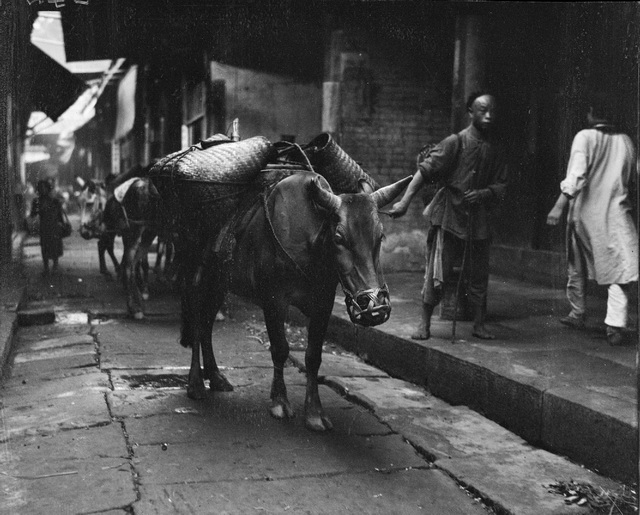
[334, 232, 345, 245]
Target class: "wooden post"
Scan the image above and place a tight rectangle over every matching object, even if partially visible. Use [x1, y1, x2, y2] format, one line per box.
[451, 14, 488, 132]
[322, 29, 344, 138]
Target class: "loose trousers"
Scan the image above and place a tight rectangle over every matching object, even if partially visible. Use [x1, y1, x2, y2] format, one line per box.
[421, 227, 490, 309]
[567, 231, 631, 328]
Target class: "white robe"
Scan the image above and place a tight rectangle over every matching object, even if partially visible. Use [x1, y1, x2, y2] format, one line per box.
[561, 127, 638, 285]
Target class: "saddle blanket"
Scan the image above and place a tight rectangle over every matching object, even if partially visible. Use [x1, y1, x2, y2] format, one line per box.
[114, 178, 138, 203]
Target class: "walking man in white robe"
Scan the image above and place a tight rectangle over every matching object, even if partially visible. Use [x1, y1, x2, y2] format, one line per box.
[547, 93, 638, 345]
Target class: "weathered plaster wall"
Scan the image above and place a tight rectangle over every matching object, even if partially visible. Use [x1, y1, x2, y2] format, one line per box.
[210, 62, 322, 145]
[0, 1, 34, 263]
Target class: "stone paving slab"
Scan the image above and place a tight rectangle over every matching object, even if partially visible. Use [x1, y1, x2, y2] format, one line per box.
[1, 390, 111, 439]
[135, 468, 487, 515]
[8, 353, 98, 381]
[1, 370, 108, 404]
[0, 423, 135, 514]
[14, 323, 89, 348]
[12, 344, 95, 364]
[18, 333, 94, 352]
[133, 431, 427, 484]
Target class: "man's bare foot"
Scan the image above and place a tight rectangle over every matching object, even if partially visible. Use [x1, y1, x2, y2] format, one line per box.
[472, 326, 495, 340]
[411, 327, 430, 340]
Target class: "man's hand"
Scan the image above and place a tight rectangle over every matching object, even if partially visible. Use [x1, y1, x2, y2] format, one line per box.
[463, 189, 488, 205]
[546, 206, 563, 226]
[546, 193, 569, 226]
[388, 201, 409, 219]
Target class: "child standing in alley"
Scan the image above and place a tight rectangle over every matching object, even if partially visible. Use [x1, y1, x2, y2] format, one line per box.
[30, 179, 66, 275]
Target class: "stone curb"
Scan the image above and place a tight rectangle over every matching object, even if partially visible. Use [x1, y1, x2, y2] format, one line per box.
[0, 270, 28, 381]
[287, 308, 637, 484]
[287, 353, 623, 515]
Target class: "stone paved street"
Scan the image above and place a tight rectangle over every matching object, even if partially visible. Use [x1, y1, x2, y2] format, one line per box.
[0, 223, 629, 514]
[0, 230, 490, 514]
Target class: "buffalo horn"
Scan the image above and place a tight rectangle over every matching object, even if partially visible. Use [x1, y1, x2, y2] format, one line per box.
[371, 176, 413, 208]
[310, 177, 341, 212]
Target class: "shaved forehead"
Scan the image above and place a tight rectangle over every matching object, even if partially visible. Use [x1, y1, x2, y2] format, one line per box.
[472, 95, 496, 109]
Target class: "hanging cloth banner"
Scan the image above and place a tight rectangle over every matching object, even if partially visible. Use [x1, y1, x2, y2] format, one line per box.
[114, 65, 137, 141]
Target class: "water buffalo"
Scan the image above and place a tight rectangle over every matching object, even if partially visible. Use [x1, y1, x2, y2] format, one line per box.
[103, 176, 161, 318]
[181, 170, 411, 431]
[80, 165, 177, 317]
[78, 179, 120, 277]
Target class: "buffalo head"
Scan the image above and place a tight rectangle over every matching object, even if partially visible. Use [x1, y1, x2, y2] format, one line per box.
[310, 175, 412, 327]
[79, 182, 107, 240]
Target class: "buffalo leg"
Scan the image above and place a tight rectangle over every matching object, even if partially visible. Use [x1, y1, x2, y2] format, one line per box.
[263, 302, 294, 420]
[123, 228, 153, 318]
[140, 256, 150, 300]
[182, 257, 208, 399]
[198, 266, 233, 392]
[138, 235, 152, 301]
[98, 234, 119, 277]
[97, 239, 108, 275]
[154, 238, 165, 274]
[122, 230, 144, 319]
[304, 292, 335, 431]
[165, 239, 174, 277]
[105, 234, 120, 275]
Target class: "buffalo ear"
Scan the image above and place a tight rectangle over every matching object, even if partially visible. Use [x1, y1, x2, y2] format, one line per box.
[371, 176, 413, 208]
[309, 176, 341, 213]
[357, 179, 374, 194]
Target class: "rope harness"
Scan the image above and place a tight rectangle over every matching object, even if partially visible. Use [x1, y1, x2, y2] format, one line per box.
[340, 280, 391, 325]
[261, 188, 390, 326]
[260, 190, 313, 283]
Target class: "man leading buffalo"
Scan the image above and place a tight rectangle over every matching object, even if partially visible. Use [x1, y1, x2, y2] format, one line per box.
[388, 92, 508, 340]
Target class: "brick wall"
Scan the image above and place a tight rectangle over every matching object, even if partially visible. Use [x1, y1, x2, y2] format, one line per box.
[336, 26, 454, 271]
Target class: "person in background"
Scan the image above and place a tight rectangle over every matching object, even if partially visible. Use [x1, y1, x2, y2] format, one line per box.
[30, 179, 65, 276]
[546, 93, 638, 346]
[388, 92, 508, 340]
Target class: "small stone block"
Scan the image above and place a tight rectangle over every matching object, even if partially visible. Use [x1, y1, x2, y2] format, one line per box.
[17, 307, 56, 326]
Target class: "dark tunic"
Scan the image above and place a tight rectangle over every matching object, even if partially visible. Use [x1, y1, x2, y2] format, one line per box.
[418, 125, 508, 240]
[418, 125, 508, 308]
[31, 196, 64, 260]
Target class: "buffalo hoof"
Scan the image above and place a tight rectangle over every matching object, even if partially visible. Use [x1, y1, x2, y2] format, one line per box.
[132, 311, 144, 320]
[305, 415, 333, 432]
[142, 292, 150, 301]
[209, 371, 234, 392]
[270, 400, 294, 420]
[187, 382, 207, 400]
